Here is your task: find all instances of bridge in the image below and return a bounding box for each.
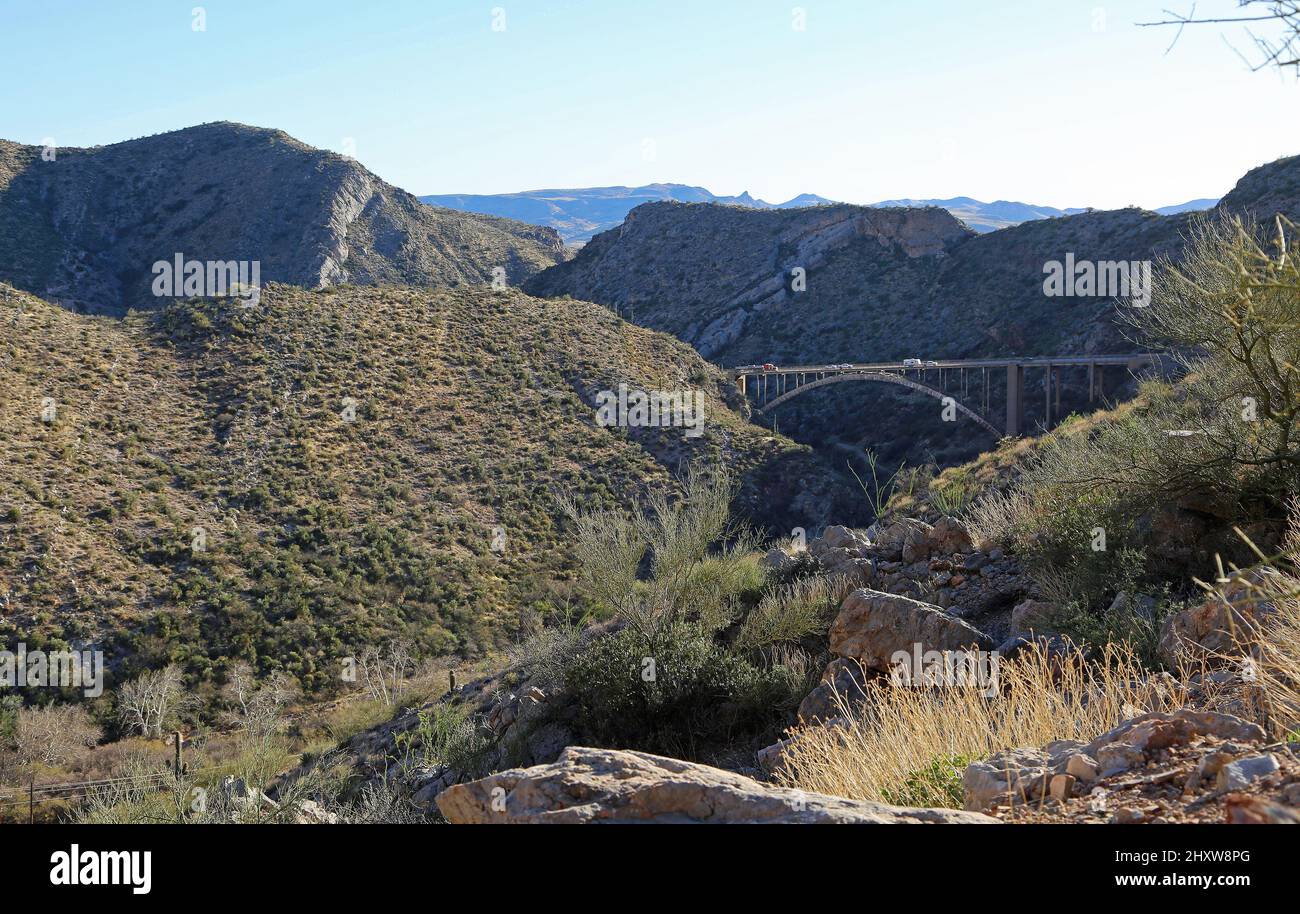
[731,354,1164,438]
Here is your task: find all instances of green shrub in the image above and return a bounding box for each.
[561,622,782,756]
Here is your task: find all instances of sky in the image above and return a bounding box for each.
[1,0,1297,210]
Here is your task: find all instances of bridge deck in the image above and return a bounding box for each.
[729,353,1161,377]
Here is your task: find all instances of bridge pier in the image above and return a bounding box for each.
[1006,363,1024,437]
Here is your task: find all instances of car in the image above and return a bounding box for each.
[902,358,923,368]
[761,363,778,372]
[925,360,940,367]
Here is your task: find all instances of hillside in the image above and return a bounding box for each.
[0,281,860,690]
[0,123,567,314]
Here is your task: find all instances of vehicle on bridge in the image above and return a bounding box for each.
[902,358,923,368]
[761,363,778,372]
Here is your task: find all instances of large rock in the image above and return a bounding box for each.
[820,525,870,550]
[436,746,999,824]
[872,518,933,563]
[963,740,1084,812]
[1010,599,1056,635]
[928,515,974,555]
[798,659,871,724]
[830,588,994,671]
[1158,567,1287,667]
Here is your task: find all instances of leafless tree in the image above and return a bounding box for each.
[14,705,101,766]
[117,664,186,738]
[221,662,298,746]
[1140,2,1300,72]
[358,641,415,706]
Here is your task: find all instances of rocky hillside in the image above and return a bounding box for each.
[0,123,567,314]
[0,281,860,688]
[527,155,1300,369]
[523,155,1300,470]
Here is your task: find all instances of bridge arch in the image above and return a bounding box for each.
[754,370,1002,438]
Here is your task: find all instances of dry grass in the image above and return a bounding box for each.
[773,643,1183,808]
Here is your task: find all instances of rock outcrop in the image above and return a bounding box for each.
[1158,566,1288,667]
[437,746,999,824]
[831,588,995,671]
[962,709,1290,823]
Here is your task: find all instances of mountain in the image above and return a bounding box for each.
[419,184,836,244]
[866,197,1087,233]
[0,281,861,685]
[523,154,1300,467]
[420,182,1220,243]
[1155,198,1220,216]
[0,123,567,314]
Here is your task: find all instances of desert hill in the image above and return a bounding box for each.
[0,281,859,689]
[0,123,567,315]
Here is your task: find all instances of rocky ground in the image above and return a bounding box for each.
[314,518,1300,825]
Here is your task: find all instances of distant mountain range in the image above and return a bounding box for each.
[420,185,837,244]
[420,183,1219,242]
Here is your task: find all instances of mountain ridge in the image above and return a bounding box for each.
[0,122,567,314]
[420,181,1218,242]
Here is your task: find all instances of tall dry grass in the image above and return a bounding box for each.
[773,643,1183,808]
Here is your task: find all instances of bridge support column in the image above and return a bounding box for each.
[1006,363,1024,437]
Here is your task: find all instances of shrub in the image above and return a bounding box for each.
[561,621,780,756]
[734,573,853,651]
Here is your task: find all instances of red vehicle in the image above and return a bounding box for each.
[761,363,778,372]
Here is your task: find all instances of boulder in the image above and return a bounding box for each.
[1216,754,1280,791]
[872,518,933,563]
[821,525,870,550]
[762,547,796,573]
[797,659,870,724]
[1158,567,1287,667]
[928,515,974,555]
[963,740,1083,812]
[436,746,999,824]
[1225,795,1300,824]
[1083,709,1266,758]
[830,588,994,671]
[1010,599,1056,635]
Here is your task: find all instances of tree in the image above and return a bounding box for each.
[14,705,101,766]
[117,665,186,738]
[1140,2,1300,72]
[221,662,298,746]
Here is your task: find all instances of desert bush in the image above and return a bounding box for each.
[557,464,750,645]
[1126,215,1300,502]
[734,573,854,651]
[393,703,489,777]
[561,621,783,756]
[774,643,1182,807]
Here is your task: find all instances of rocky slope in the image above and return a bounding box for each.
[527,155,1300,370]
[0,281,860,686]
[0,123,567,314]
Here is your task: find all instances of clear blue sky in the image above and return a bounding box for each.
[1,0,1297,209]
